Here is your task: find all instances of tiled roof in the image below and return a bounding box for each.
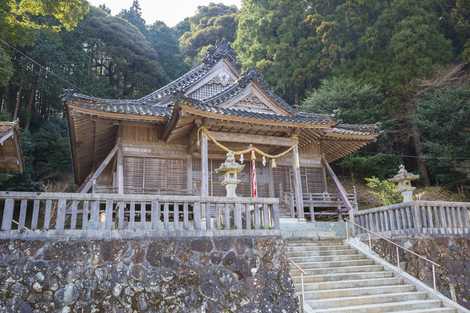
[183,97,333,125]
[0,121,17,137]
[72,96,171,117]
[201,69,293,113]
[334,123,380,135]
[64,40,376,134]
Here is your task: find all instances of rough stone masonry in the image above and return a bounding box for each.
[0,236,299,313]
[371,235,470,309]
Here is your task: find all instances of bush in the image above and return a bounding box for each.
[365,176,402,206]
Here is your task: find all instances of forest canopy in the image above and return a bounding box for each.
[0,0,468,196]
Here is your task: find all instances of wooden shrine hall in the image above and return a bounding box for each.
[0,120,23,174]
[64,41,379,219]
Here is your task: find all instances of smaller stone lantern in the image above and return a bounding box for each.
[215,151,245,197]
[389,164,420,202]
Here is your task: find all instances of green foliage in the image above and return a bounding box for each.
[235,0,320,102]
[0,118,71,191]
[70,7,168,98]
[118,0,146,34]
[449,0,470,62]
[235,0,460,100]
[0,0,88,44]
[0,46,13,87]
[302,77,383,123]
[31,118,71,181]
[179,3,238,65]
[147,21,188,79]
[339,154,401,180]
[416,86,470,187]
[365,177,402,206]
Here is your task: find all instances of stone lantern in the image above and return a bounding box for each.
[389,164,420,202]
[215,151,245,197]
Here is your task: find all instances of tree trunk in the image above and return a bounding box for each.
[25,88,35,130]
[410,110,431,186]
[12,86,22,121]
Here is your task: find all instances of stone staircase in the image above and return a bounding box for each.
[287,239,458,313]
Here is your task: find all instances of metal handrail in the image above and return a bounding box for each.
[346,220,440,290]
[288,259,305,312]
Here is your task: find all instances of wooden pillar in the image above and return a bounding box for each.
[292,143,304,219]
[187,155,193,194]
[117,147,124,194]
[200,133,209,197]
[268,163,275,197]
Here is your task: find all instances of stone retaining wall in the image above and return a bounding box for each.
[0,236,299,313]
[371,235,470,309]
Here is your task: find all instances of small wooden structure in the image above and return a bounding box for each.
[0,120,23,173]
[64,41,379,220]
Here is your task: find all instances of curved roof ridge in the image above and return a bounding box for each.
[335,123,380,134]
[138,40,240,104]
[198,68,294,114]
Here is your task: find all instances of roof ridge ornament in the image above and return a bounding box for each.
[202,39,237,66]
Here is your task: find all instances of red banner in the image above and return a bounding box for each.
[250,159,257,198]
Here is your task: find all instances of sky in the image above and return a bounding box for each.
[87,0,242,27]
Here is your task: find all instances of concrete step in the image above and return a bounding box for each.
[292,271,394,283]
[286,239,344,245]
[301,277,404,291]
[291,259,375,269]
[310,299,443,313]
[287,245,350,252]
[287,248,358,257]
[308,292,429,309]
[388,309,456,313]
[288,254,365,262]
[291,264,384,275]
[302,284,416,300]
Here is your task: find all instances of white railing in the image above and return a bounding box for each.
[346,220,440,290]
[355,201,470,235]
[288,259,305,313]
[285,191,357,219]
[0,192,280,239]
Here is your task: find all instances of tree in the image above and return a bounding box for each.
[72,7,168,98]
[416,86,470,187]
[147,21,188,79]
[235,0,321,103]
[0,0,88,87]
[179,3,238,65]
[302,77,383,124]
[118,0,146,34]
[0,46,13,88]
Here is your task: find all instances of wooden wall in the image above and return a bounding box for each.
[94,124,327,196]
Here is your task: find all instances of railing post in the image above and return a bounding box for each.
[413,202,422,233]
[56,199,66,232]
[1,199,14,231]
[272,201,280,229]
[432,264,437,290]
[396,246,400,270]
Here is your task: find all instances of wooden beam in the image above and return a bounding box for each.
[0,129,14,145]
[207,130,295,147]
[78,144,119,193]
